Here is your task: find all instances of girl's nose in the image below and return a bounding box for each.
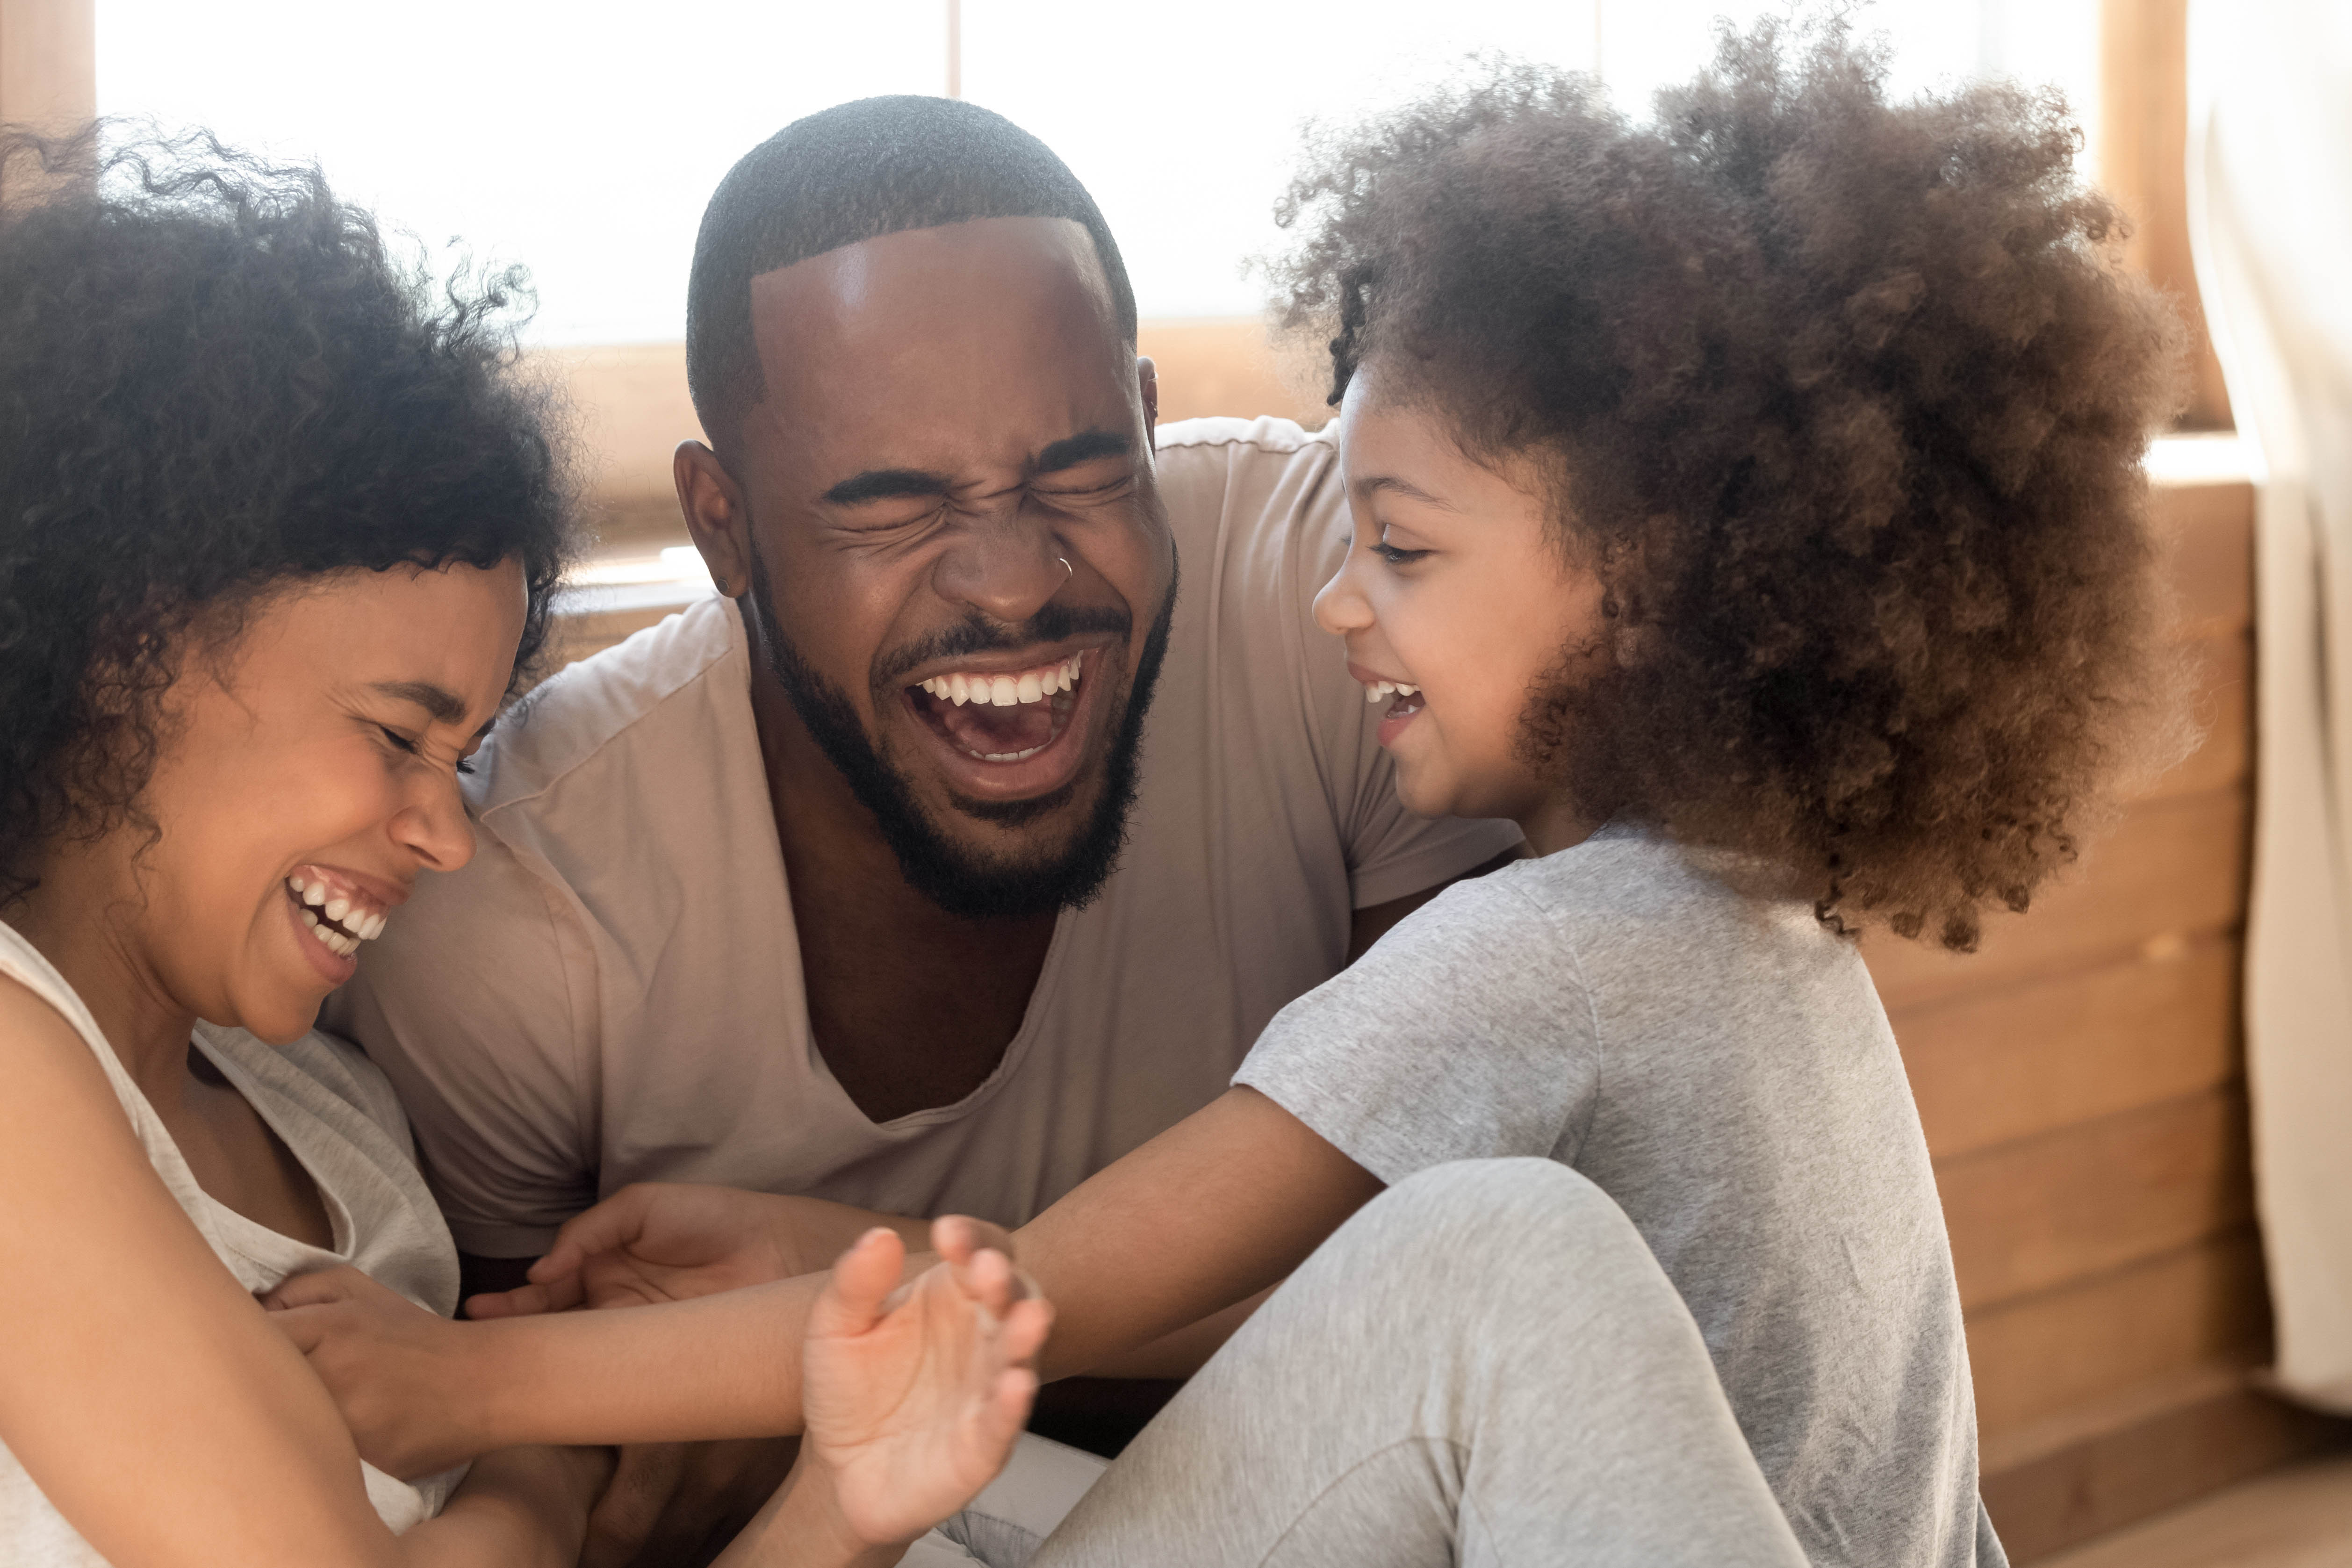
[1314,548,1375,637]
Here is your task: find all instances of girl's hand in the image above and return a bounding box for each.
[799,1217,1053,1549]
[262,1266,484,1479]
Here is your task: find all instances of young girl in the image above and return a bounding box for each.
[0,126,1048,1568]
[272,23,2183,1566]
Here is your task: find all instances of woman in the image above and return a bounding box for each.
[0,126,1048,1568]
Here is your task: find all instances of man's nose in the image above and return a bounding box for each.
[931,508,1071,626]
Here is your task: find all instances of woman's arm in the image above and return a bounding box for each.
[0,976,592,1568]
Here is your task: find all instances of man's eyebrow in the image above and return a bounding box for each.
[822,468,955,506]
[368,680,472,728]
[1034,429,1134,475]
[1354,474,1463,511]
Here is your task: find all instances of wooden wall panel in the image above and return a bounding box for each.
[1895,937,2239,1159]
[1940,1089,2254,1311]
[1967,1231,2269,1436]
[1866,785,2248,1009]
[2160,482,2253,638]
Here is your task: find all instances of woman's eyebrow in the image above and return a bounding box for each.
[368,679,468,726]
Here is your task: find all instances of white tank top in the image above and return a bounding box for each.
[0,921,465,1564]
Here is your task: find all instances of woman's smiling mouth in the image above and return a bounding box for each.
[282,865,397,982]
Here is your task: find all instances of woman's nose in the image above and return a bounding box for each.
[392,776,477,875]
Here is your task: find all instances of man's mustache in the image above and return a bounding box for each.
[875,603,1133,688]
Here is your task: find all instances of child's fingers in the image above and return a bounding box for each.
[997,1297,1055,1368]
[978,1365,1041,1453]
[810,1227,906,1338]
[930,1214,1017,1269]
[953,1244,1019,1318]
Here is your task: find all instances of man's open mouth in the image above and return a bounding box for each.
[905,652,1086,763]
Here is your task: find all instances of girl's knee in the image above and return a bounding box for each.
[1358,1158,1640,1263]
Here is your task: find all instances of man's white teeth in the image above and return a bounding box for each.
[917,654,1083,707]
[1364,680,1423,703]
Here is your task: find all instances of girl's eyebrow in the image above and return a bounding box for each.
[1353,473,1462,511]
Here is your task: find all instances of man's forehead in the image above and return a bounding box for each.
[741,215,1134,474]
[746,215,1116,370]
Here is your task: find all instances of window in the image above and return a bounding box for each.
[99,0,2100,343]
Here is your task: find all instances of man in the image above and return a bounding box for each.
[327,95,1518,1563]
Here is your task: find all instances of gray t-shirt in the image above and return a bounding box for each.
[1236,824,2005,1568]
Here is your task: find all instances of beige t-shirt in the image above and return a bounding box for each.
[0,922,463,1565]
[326,416,1522,1258]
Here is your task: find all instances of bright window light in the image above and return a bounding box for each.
[98,1,2097,344]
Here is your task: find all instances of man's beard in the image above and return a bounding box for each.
[744,544,1177,921]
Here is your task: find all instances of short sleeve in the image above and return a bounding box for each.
[1235,870,1600,1185]
[321,822,599,1259]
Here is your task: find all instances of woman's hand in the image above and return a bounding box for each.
[798,1217,1052,1550]
[262,1266,485,1480]
[465,1184,928,1320]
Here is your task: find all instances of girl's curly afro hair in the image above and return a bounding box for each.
[0,124,577,905]
[1273,21,2189,949]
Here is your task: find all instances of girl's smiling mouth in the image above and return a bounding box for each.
[1347,662,1426,747]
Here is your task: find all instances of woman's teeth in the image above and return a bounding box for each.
[915,654,1083,708]
[287,874,387,959]
[1364,679,1422,703]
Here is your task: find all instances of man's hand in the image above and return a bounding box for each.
[467,1183,929,1320]
[262,1265,485,1480]
[800,1218,1052,1549]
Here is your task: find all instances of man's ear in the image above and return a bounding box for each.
[675,441,751,597]
[1136,355,1159,451]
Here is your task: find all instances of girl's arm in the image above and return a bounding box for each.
[274,1088,1376,1461]
[0,975,594,1568]
[1013,1086,1381,1379]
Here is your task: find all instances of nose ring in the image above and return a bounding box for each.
[1057,556,1073,582]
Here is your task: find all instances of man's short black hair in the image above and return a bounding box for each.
[685,95,1139,454]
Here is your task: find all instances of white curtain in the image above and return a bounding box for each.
[2187,0,2352,1413]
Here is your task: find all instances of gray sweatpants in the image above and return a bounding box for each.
[937,1158,1808,1568]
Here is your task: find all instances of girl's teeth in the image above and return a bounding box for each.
[303,883,327,907]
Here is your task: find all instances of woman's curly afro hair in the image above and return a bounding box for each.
[1273,21,2188,949]
[0,125,577,905]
